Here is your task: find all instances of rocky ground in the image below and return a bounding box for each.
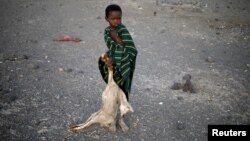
[0,0,249,141]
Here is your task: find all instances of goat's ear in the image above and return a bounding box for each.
[128,106,134,113]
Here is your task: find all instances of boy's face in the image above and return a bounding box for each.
[106,11,122,29]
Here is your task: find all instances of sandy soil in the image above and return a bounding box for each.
[0,0,249,140]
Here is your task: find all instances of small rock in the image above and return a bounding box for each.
[176,121,185,130]
[182,74,191,80]
[96,16,101,19]
[216,32,220,35]
[159,102,163,105]
[78,70,84,74]
[37,128,48,134]
[30,40,38,44]
[58,68,64,72]
[58,68,72,73]
[65,68,73,73]
[10,129,17,136]
[1,109,12,115]
[28,64,39,69]
[177,96,184,100]
[3,54,29,61]
[4,53,18,61]
[182,80,196,93]
[45,68,50,72]
[205,56,214,63]
[35,78,41,81]
[55,95,60,100]
[153,11,157,16]
[18,54,29,60]
[171,83,182,90]
[246,64,250,70]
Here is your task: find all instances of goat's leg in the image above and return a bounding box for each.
[68,111,101,132]
[117,90,134,132]
[118,115,129,132]
[118,90,134,117]
[108,121,117,132]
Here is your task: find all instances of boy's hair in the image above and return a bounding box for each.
[105,4,122,18]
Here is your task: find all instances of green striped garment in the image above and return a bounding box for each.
[98,24,137,97]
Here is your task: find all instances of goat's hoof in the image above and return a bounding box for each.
[120,125,129,132]
[119,119,129,132]
[68,126,78,133]
[109,126,116,132]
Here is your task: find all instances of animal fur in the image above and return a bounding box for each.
[68,53,134,132]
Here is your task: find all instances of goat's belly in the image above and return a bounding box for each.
[101,86,119,114]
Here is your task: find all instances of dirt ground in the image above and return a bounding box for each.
[0,0,249,141]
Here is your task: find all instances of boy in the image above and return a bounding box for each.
[98,4,137,101]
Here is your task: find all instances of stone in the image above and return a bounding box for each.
[176,121,185,130]
[177,96,184,100]
[65,68,73,73]
[37,128,48,134]
[205,56,214,63]
[183,74,191,81]
[171,82,182,90]
[28,64,40,69]
[153,11,157,16]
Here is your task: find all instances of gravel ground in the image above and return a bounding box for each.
[0,0,249,141]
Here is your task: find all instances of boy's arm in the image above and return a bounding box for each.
[104,28,125,60]
[110,30,124,45]
[117,25,137,59]
[104,31,124,49]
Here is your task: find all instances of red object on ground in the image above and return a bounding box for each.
[53,35,81,42]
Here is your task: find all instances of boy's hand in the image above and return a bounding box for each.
[110,30,124,45]
[101,53,113,69]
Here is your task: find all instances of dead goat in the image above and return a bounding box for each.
[68,53,134,132]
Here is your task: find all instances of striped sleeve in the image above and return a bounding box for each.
[117,25,138,62]
[104,28,124,59]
